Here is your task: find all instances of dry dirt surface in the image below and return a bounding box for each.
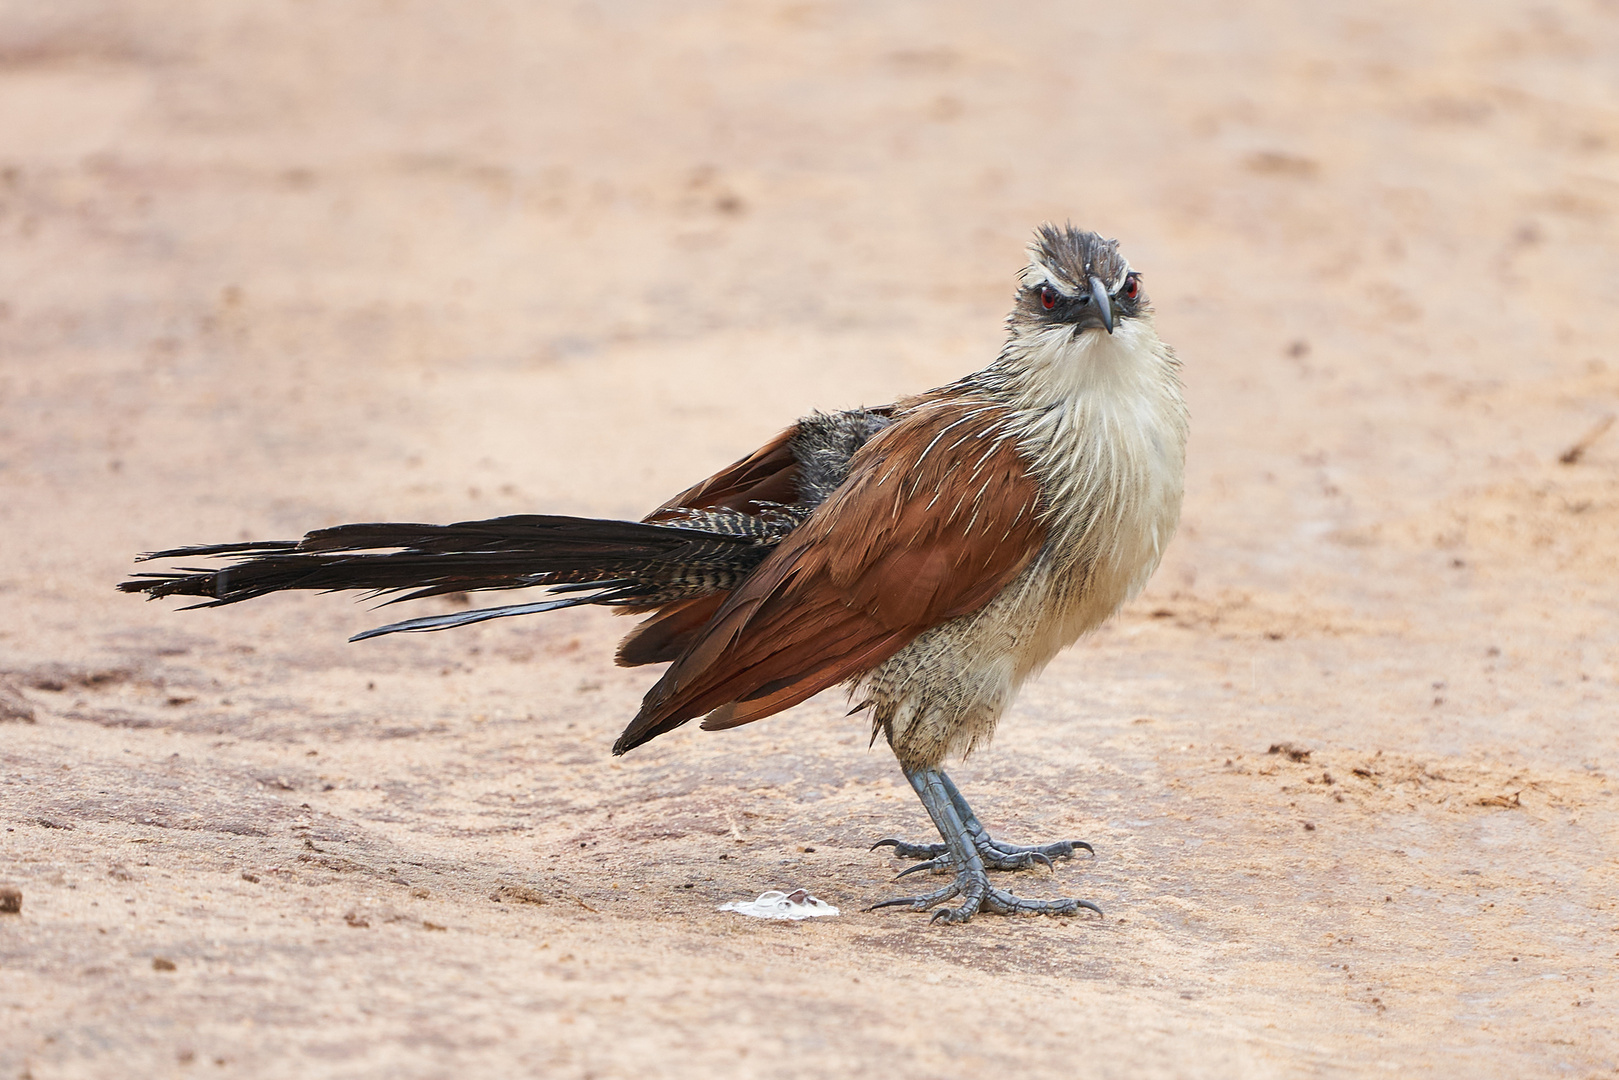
[3,3,1618,1078]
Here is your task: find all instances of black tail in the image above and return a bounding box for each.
[119,514,772,641]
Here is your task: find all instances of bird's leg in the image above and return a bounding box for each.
[871,769,1093,876]
[869,767,1102,923]
[868,767,990,922]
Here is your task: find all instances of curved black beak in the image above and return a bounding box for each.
[1088,275,1114,334]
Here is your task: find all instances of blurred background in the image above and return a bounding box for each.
[2,3,1616,1077]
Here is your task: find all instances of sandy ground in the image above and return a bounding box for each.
[2,2,1617,1077]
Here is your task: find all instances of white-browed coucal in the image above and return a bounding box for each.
[123,224,1188,922]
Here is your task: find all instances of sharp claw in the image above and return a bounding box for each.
[893,858,946,880]
[870,836,949,860]
[866,897,924,911]
[1031,851,1054,872]
[933,901,976,923]
[1072,840,1095,857]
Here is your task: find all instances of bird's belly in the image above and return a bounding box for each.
[864,458,1181,769]
[1034,490,1180,665]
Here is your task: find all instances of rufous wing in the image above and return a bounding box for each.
[612,397,1048,754]
[643,426,799,522]
[613,593,728,667]
[619,407,898,665]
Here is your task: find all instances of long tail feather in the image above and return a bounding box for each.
[349,593,606,642]
[119,407,897,662]
[120,514,764,609]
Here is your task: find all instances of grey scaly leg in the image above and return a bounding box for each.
[868,767,1102,923]
[871,769,1093,876]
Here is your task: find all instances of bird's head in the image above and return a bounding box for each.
[1011,224,1144,338]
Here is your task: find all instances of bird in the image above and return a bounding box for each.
[121,224,1188,923]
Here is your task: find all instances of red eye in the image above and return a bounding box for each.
[1123,274,1140,300]
[1039,285,1058,310]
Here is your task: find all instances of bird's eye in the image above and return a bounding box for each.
[1039,285,1058,310]
[1123,273,1140,301]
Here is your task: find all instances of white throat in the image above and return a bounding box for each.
[999,316,1189,587]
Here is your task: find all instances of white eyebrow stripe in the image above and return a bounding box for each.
[1021,258,1080,295]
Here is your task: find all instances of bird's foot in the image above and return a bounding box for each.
[867,866,1102,923]
[875,767,1103,922]
[871,833,1092,878]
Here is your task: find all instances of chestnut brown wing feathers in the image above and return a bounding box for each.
[612,399,1047,754]
[612,592,728,667]
[618,407,896,665]
[645,427,800,521]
